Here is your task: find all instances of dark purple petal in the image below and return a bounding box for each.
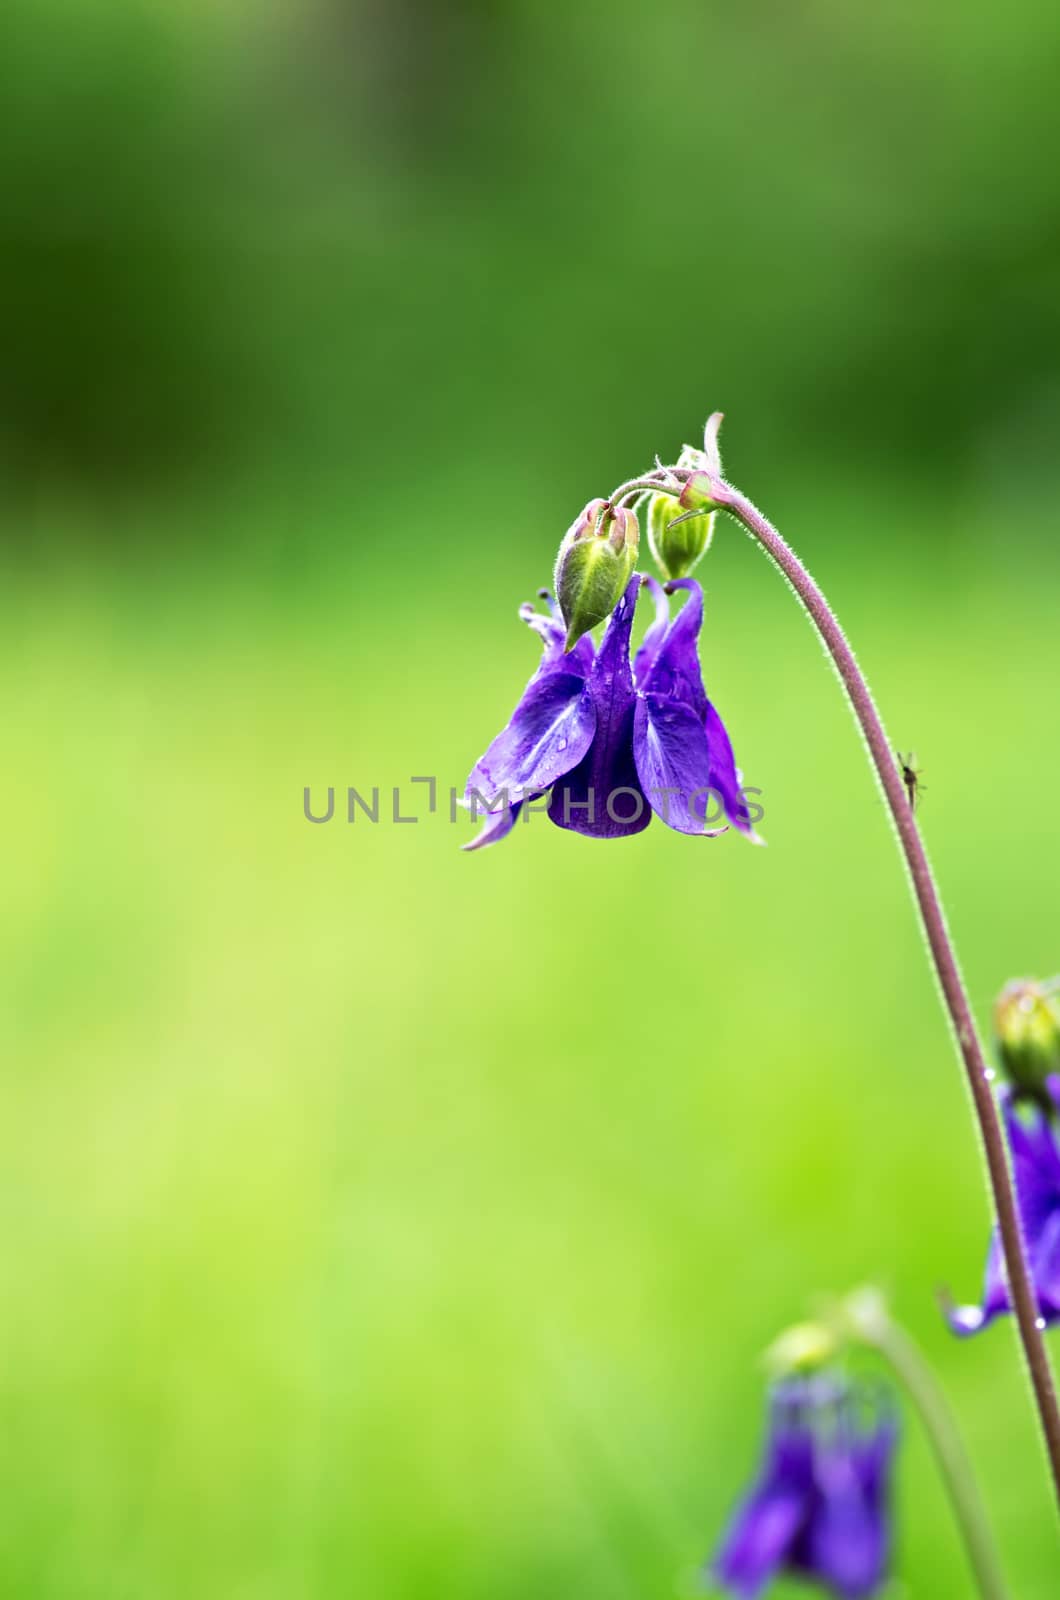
[1031,1211,1060,1321]
[853,1418,898,1508]
[464,591,598,813]
[633,694,727,834]
[704,701,761,841]
[633,574,670,686]
[549,574,650,839]
[712,1480,809,1599]
[790,1413,894,1598]
[635,577,759,840]
[711,1393,815,1598]
[1004,1094,1060,1240]
[799,1464,888,1600]
[637,577,709,712]
[466,671,595,804]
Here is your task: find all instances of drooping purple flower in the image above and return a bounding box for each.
[464,573,758,849]
[945,1075,1060,1336]
[711,1376,896,1600]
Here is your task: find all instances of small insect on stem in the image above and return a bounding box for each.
[896,751,927,811]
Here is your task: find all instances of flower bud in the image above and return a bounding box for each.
[678,471,725,515]
[994,978,1060,1098]
[554,499,639,651]
[763,1320,839,1378]
[647,490,714,580]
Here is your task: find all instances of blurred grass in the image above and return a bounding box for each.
[3,469,1060,1595]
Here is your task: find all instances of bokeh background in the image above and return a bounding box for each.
[4,0,1060,1594]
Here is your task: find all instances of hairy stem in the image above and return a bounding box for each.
[707,458,1060,1505]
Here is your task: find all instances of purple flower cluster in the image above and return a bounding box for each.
[711,1376,896,1600]
[464,573,758,850]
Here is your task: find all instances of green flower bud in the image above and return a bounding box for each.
[763,1320,839,1378]
[647,490,714,580]
[994,978,1060,1097]
[554,499,639,652]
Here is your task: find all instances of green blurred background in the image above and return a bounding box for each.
[3,0,1060,1593]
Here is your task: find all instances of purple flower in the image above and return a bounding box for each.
[945,1076,1060,1336]
[464,573,759,850]
[711,1377,896,1600]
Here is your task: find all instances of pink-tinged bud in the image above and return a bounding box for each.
[678,471,725,515]
[554,499,639,651]
[568,498,609,541]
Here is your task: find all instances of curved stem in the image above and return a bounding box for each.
[608,474,681,508]
[709,470,1060,1506]
[870,1314,1009,1598]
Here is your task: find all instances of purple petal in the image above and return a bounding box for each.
[1004,1094,1060,1246]
[464,591,598,810]
[637,577,709,711]
[792,1416,895,1599]
[1031,1210,1060,1321]
[635,578,759,840]
[466,671,595,804]
[853,1418,898,1507]
[945,1232,1010,1337]
[712,1480,808,1599]
[704,701,761,841]
[548,574,650,839]
[633,574,670,686]
[462,799,524,853]
[711,1396,815,1598]
[945,1301,994,1337]
[800,1467,888,1600]
[633,693,727,835]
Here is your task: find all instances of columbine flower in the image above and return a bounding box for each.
[710,1376,896,1600]
[463,572,758,850]
[945,1076,1060,1335]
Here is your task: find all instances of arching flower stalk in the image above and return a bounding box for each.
[462,412,1060,1509]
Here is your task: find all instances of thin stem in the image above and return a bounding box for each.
[705,457,1060,1505]
[871,1314,1009,1599]
[608,474,681,508]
